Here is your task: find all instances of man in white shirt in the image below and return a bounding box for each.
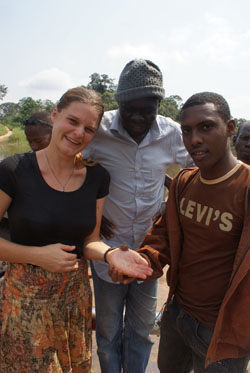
[85,59,193,373]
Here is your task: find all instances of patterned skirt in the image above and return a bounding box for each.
[0,259,92,372]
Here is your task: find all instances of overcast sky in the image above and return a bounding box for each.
[1,0,250,119]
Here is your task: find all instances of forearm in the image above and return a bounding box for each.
[0,237,39,265]
[84,239,112,261]
[0,237,80,273]
[137,210,170,278]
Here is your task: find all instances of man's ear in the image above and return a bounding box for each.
[227,119,236,137]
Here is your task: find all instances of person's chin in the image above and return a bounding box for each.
[132,125,149,135]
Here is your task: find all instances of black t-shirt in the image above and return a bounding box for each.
[0,153,110,258]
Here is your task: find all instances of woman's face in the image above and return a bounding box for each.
[51,101,99,156]
[25,125,52,152]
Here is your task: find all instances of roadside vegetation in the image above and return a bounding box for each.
[0,127,29,156]
[0,124,8,136]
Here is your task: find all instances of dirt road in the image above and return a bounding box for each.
[0,126,12,141]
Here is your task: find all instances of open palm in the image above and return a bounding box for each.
[107,248,152,280]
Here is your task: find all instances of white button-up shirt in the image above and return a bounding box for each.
[84,110,193,282]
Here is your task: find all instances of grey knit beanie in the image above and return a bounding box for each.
[114,59,165,103]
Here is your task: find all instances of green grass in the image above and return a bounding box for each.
[7,127,27,144]
[0,124,8,136]
[0,127,30,157]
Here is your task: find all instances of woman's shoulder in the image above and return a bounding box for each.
[0,152,33,171]
[87,162,109,174]
[0,153,36,182]
[87,163,110,182]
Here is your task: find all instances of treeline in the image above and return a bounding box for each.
[0,76,247,131]
[0,75,183,129]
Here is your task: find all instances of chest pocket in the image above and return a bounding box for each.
[141,167,165,200]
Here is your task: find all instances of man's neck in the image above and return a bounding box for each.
[131,131,149,144]
[199,153,238,180]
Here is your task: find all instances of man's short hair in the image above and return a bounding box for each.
[181,92,231,122]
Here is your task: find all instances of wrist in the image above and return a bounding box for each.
[104,247,116,264]
[139,253,151,267]
[22,245,39,266]
[29,246,41,266]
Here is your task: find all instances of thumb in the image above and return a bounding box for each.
[61,245,76,252]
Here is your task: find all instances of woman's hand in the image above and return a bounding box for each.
[106,245,153,280]
[34,244,78,273]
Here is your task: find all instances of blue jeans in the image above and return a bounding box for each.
[91,263,158,373]
[158,298,250,373]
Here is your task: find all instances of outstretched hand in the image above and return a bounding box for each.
[106,245,153,280]
[108,244,135,284]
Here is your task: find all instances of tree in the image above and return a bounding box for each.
[0,96,56,129]
[0,102,20,122]
[87,73,116,94]
[0,85,8,101]
[17,97,44,122]
[42,99,55,113]
[86,73,117,111]
[159,95,182,121]
[101,91,118,111]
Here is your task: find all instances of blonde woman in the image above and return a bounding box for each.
[0,87,152,372]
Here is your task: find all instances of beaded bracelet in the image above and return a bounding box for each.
[104,247,116,264]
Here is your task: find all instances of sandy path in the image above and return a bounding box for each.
[0,126,12,141]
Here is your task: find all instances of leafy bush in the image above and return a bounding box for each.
[6,120,23,130]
